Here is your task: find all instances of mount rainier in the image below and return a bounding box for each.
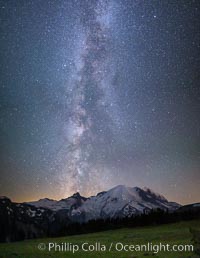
[27,185,180,222]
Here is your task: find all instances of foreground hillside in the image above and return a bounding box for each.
[0,220,199,258]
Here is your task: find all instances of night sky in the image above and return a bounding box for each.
[0,0,199,204]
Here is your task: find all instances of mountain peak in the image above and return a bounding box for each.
[113,184,128,189]
[38,198,55,202]
[72,192,81,198]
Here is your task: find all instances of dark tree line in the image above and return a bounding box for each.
[63,208,200,236]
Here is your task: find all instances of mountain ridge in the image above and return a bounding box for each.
[24,185,181,221]
[1,185,199,243]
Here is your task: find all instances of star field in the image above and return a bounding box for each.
[0,0,200,204]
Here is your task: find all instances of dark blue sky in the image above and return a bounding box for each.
[0,0,199,204]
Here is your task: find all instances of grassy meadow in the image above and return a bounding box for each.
[0,219,199,258]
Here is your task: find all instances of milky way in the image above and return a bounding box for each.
[0,0,200,204]
[59,1,117,194]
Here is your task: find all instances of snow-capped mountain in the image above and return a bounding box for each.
[70,185,180,222]
[27,185,180,222]
[1,187,199,243]
[4,186,200,243]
